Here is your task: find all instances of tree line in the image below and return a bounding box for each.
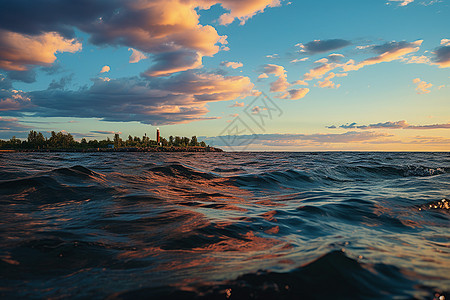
[0,130,208,149]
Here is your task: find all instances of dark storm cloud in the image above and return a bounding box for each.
[0,0,226,76]
[0,116,31,132]
[433,46,450,67]
[0,0,119,38]
[372,41,419,54]
[1,71,252,125]
[339,122,357,129]
[6,70,36,83]
[0,73,12,89]
[302,39,351,54]
[143,51,202,77]
[48,74,74,90]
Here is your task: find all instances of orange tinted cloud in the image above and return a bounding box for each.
[100,66,110,73]
[217,0,281,25]
[387,0,415,6]
[0,30,81,71]
[316,72,346,89]
[261,64,290,92]
[221,61,243,69]
[143,51,203,77]
[280,88,310,100]
[304,62,340,81]
[413,78,432,94]
[128,48,148,63]
[342,40,422,71]
[25,71,254,125]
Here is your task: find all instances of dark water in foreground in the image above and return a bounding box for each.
[0,152,449,299]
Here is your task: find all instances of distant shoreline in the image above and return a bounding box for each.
[0,146,223,153]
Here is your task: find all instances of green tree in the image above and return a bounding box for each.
[114,133,122,148]
[190,136,198,146]
[174,136,181,147]
[81,138,87,147]
[27,130,45,149]
[10,136,22,148]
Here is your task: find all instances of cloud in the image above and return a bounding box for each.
[0,116,31,132]
[433,45,450,68]
[6,69,36,83]
[206,131,392,146]
[0,73,12,89]
[0,0,228,76]
[407,123,450,129]
[259,64,310,100]
[0,89,31,111]
[409,135,450,145]
[0,30,82,71]
[413,78,432,94]
[279,88,310,100]
[290,57,309,63]
[258,73,269,79]
[217,0,282,25]
[229,101,244,107]
[90,130,122,135]
[261,64,286,77]
[342,40,422,71]
[441,39,450,46]
[143,50,202,77]
[0,0,281,76]
[48,74,73,90]
[300,40,422,82]
[11,71,254,125]
[100,65,110,73]
[303,62,340,80]
[402,55,431,64]
[270,76,290,92]
[316,72,346,89]
[292,80,308,86]
[221,61,243,69]
[128,48,147,63]
[314,58,328,64]
[260,64,289,92]
[296,39,351,54]
[327,53,345,62]
[387,0,415,6]
[330,120,450,130]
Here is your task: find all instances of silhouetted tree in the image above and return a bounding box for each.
[190,136,198,146]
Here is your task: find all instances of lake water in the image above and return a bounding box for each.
[0,152,449,299]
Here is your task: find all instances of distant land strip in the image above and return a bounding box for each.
[0,130,223,152]
[1,146,223,153]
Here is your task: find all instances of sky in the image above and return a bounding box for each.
[0,0,449,151]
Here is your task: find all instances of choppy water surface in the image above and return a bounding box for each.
[0,152,449,299]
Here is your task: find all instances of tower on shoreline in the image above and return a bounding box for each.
[156,128,160,144]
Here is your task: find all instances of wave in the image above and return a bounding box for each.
[230,169,316,190]
[148,163,216,180]
[51,165,104,178]
[108,250,437,299]
[332,165,447,178]
[0,165,112,204]
[417,198,449,212]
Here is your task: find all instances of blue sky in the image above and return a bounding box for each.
[0,0,449,150]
